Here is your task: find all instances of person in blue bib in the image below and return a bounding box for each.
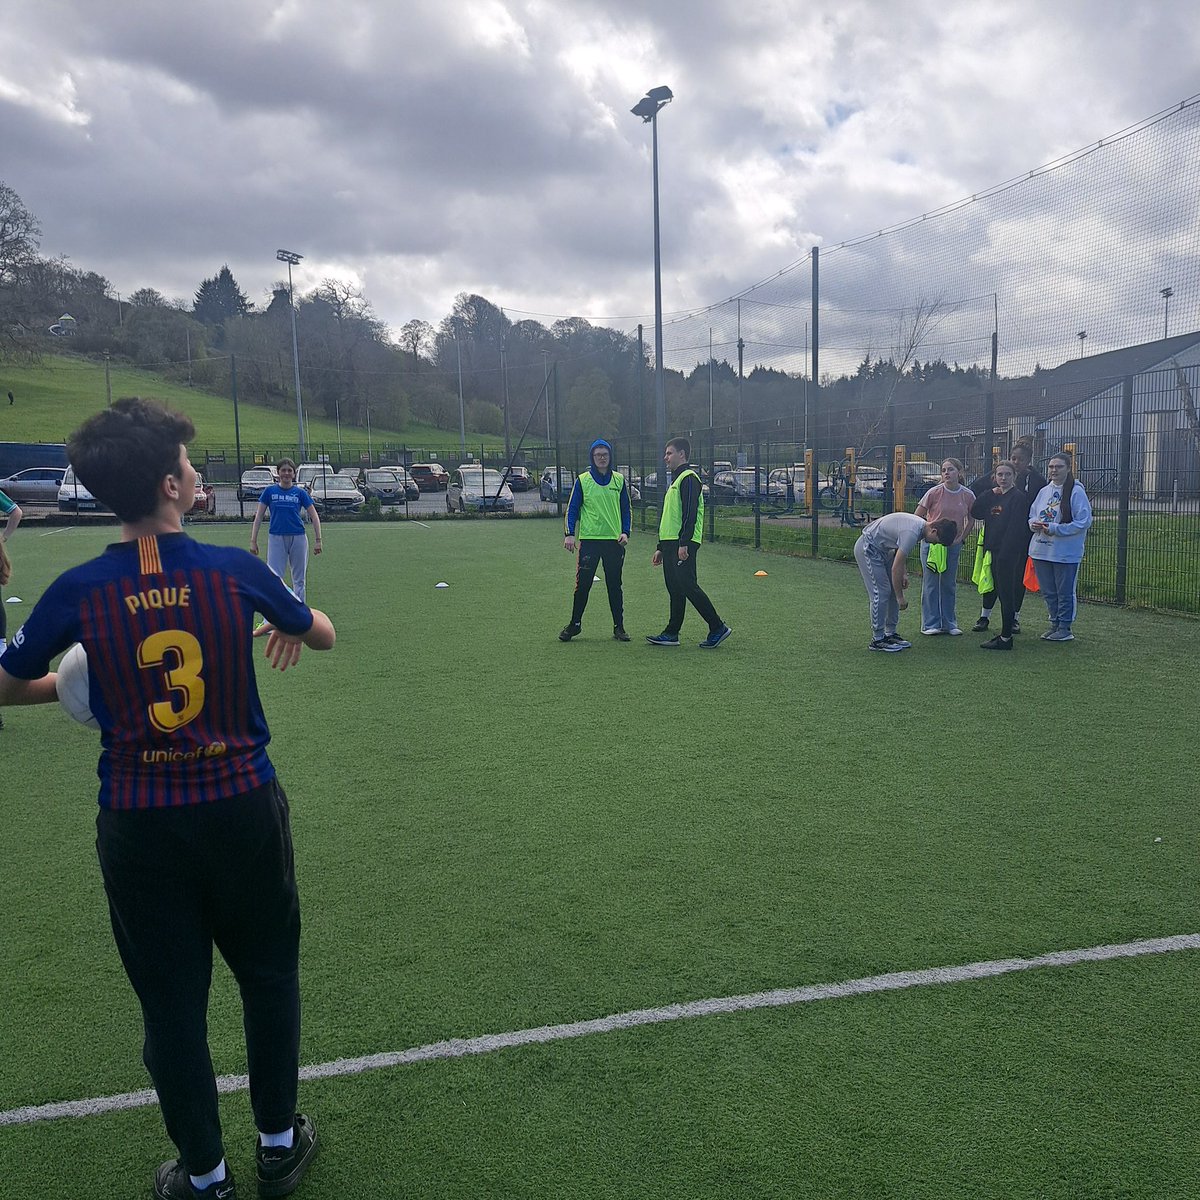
[559,438,632,642]
[0,400,336,1200]
[250,459,323,602]
[647,437,732,648]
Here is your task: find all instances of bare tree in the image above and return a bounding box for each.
[847,296,952,457]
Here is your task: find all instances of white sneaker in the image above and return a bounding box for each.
[947,626,963,636]
[921,627,941,636]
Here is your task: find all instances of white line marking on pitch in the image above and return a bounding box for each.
[2,932,1196,1127]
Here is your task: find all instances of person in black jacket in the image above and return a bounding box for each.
[969,439,1046,632]
[971,460,1029,650]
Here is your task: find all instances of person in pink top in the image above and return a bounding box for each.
[914,457,975,635]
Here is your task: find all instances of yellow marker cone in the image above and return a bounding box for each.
[754,570,768,577]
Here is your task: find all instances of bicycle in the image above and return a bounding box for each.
[818,460,874,527]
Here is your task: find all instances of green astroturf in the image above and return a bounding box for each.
[1,522,1197,1197]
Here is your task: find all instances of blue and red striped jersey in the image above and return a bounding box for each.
[1,533,314,809]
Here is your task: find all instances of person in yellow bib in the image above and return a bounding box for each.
[559,439,632,642]
[648,437,732,648]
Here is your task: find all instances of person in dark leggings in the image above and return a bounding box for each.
[970,439,1046,633]
[971,461,1029,651]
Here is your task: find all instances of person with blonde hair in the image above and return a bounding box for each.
[914,457,975,635]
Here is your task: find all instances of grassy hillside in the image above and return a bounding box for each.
[0,353,503,454]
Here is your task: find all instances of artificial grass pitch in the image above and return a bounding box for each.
[0,521,1197,1198]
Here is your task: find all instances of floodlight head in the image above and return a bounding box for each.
[1161,286,1174,299]
[276,249,303,265]
[631,86,673,122]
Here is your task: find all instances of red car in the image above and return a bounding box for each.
[190,473,217,515]
[409,463,449,491]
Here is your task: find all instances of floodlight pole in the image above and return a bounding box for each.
[1161,286,1174,339]
[455,324,466,456]
[632,86,673,502]
[277,249,305,456]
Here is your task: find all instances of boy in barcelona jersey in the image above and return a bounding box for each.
[0,399,336,1200]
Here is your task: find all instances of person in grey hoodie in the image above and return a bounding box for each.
[559,439,632,642]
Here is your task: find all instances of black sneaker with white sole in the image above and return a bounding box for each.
[883,634,911,649]
[256,1114,318,1198]
[558,623,582,642]
[868,638,903,653]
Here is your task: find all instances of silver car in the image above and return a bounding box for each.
[448,468,515,513]
[0,466,68,504]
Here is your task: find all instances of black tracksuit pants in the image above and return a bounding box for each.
[570,539,625,627]
[659,540,722,635]
[95,779,301,1176]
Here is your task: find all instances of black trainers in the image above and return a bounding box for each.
[256,1114,318,1198]
[155,1162,237,1199]
[558,623,581,642]
[980,635,1013,651]
[868,639,903,653]
[613,625,630,641]
[971,616,990,632]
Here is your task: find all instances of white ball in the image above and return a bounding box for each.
[56,643,100,730]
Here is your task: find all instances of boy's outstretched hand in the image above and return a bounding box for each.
[253,622,304,671]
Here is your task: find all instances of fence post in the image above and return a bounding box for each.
[1115,374,1134,605]
[753,435,762,549]
[809,246,820,557]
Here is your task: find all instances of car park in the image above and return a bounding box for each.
[306,473,364,513]
[190,473,217,515]
[57,465,111,512]
[359,467,418,504]
[539,467,575,503]
[0,466,68,504]
[409,463,449,491]
[237,466,278,501]
[448,467,515,513]
[503,466,533,491]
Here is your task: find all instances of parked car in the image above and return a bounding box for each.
[503,466,533,491]
[448,467,515,513]
[852,466,889,500]
[904,461,942,497]
[190,473,217,515]
[409,462,449,491]
[539,467,576,503]
[0,465,67,504]
[359,467,418,504]
[295,462,336,490]
[237,466,278,501]
[306,473,364,513]
[57,465,111,512]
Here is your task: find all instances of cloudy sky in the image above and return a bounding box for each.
[2,0,1198,368]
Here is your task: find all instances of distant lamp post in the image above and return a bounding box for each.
[1077,330,1087,358]
[1161,286,1174,340]
[276,249,305,455]
[631,85,673,499]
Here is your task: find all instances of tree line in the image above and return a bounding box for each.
[2,180,1004,452]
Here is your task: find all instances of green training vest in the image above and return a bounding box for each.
[659,467,704,544]
[576,471,625,540]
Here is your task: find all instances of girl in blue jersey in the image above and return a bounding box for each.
[249,458,322,601]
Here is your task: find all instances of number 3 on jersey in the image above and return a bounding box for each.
[138,630,206,732]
